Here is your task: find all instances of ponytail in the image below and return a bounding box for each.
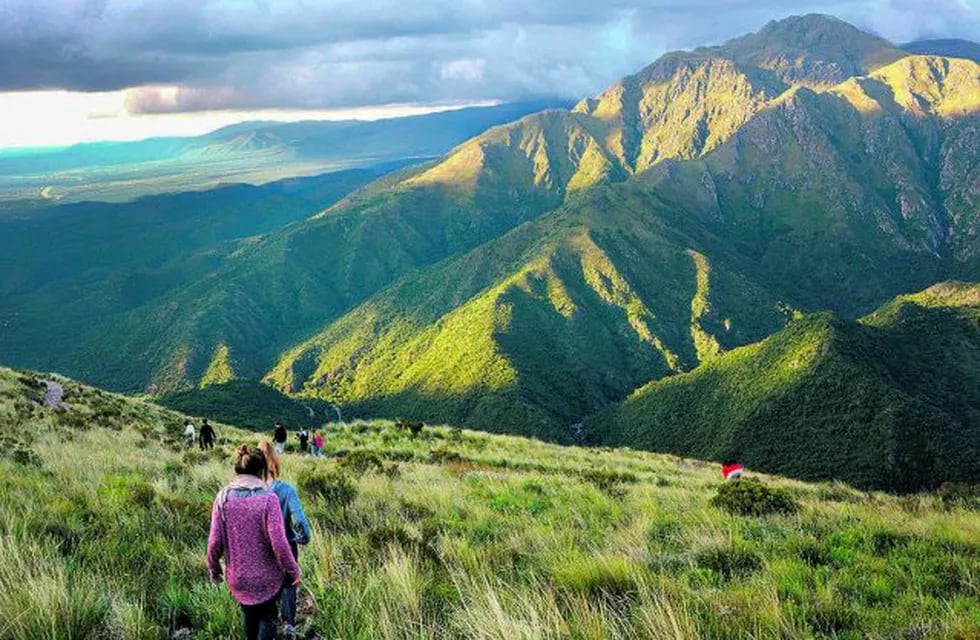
[234,445,268,478]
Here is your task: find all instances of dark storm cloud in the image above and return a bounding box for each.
[1,0,977,111]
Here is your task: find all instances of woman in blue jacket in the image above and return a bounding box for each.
[259,441,312,637]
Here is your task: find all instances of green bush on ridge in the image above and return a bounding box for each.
[710,478,800,516]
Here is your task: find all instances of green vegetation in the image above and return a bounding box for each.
[3,17,980,494]
[270,49,980,441]
[0,166,391,390]
[15,17,973,402]
[589,282,980,492]
[1,367,978,638]
[157,380,329,429]
[711,479,800,516]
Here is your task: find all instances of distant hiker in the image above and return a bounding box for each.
[721,461,744,482]
[297,428,309,454]
[183,420,196,447]
[312,431,324,457]
[273,422,287,454]
[199,419,216,451]
[259,442,312,637]
[207,445,301,640]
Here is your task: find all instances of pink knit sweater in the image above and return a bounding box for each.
[206,483,301,605]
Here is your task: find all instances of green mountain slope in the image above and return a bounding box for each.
[99,14,941,394]
[156,380,330,429]
[587,282,980,491]
[267,53,980,438]
[7,15,980,436]
[0,166,405,386]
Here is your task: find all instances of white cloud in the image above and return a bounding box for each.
[0,0,975,146]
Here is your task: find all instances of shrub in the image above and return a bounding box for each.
[796,540,831,567]
[429,448,464,465]
[806,598,857,636]
[298,469,357,510]
[128,482,156,508]
[395,419,425,437]
[366,524,441,564]
[10,445,43,467]
[710,479,800,516]
[936,482,980,510]
[338,449,385,475]
[695,544,763,580]
[581,468,638,497]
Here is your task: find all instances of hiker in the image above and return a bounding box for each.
[721,461,744,482]
[183,420,196,447]
[207,445,301,640]
[312,430,324,457]
[199,419,216,451]
[273,422,288,454]
[297,428,309,454]
[259,442,312,637]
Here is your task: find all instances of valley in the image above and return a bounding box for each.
[2,15,979,494]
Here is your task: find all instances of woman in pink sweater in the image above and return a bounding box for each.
[207,445,301,640]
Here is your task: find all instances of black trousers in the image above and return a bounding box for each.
[242,592,280,640]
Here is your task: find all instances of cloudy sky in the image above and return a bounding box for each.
[0,0,977,147]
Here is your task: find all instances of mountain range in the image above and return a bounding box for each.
[589,281,980,491]
[0,101,564,205]
[2,14,978,490]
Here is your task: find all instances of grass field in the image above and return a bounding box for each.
[0,367,977,639]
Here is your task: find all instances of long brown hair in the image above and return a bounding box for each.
[258,441,281,479]
[234,445,267,478]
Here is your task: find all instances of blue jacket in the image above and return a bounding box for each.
[270,480,311,545]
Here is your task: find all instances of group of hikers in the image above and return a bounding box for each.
[201,416,746,639]
[207,437,312,639]
[183,418,216,450]
[191,419,331,638]
[183,419,327,457]
[272,421,326,457]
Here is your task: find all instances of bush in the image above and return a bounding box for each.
[710,479,800,516]
[298,469,357,510]
[936,482,980,510]
[338,449,385,475]
[695,544,762,580]
[429,448,464,465]
[395,419,425,437]
[581,468,638,497]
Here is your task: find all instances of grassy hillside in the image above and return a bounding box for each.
[269,53,980,437]
[588,283,980,492]
[0,166,404,387]
[0,366,977,638]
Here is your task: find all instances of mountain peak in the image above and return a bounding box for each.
[756,13,871,38]
[716,13,903,87]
